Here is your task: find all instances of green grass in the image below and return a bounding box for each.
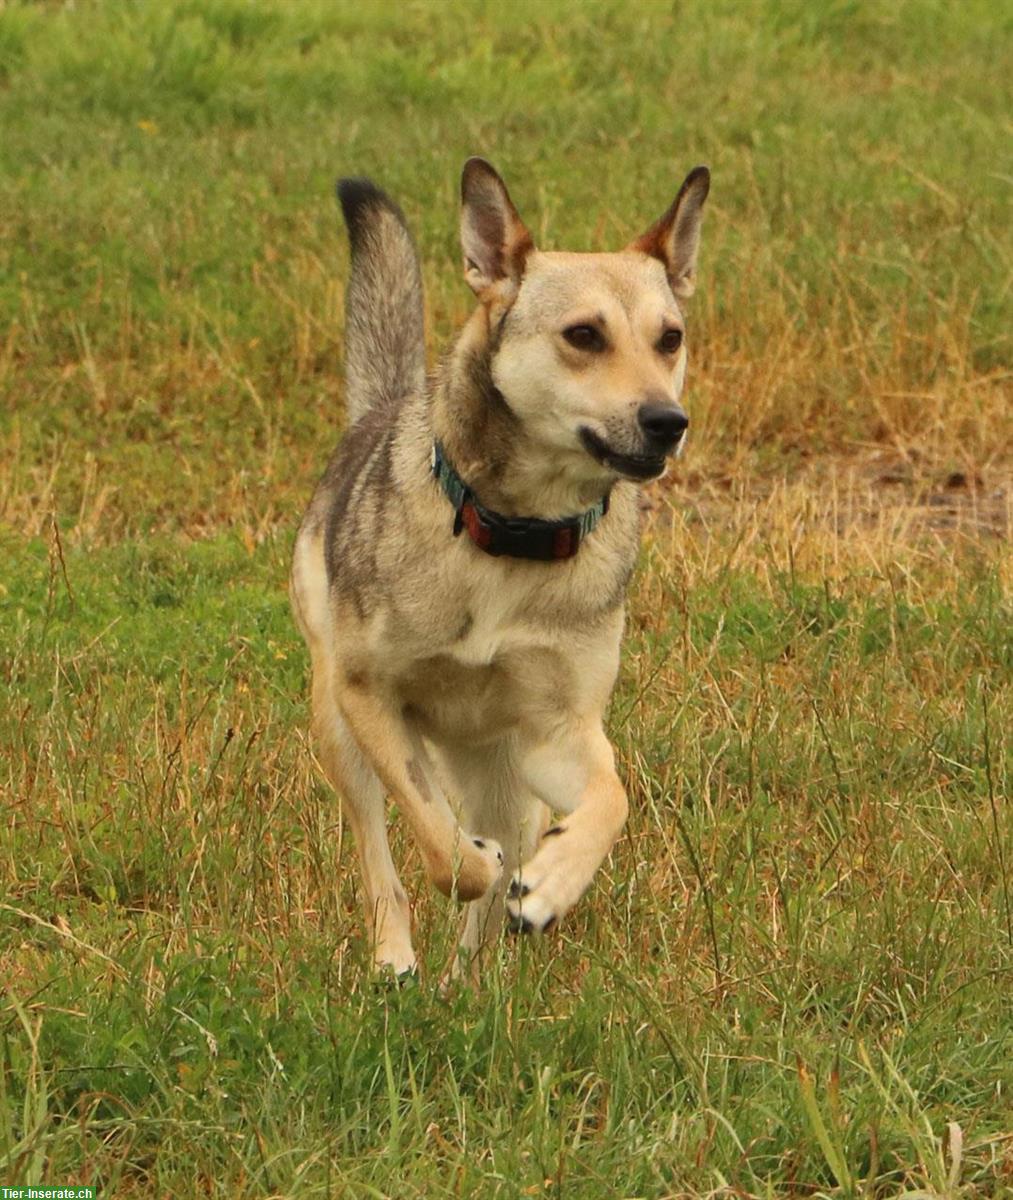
[1,0,1011,1196]
[3,524,1010,1196]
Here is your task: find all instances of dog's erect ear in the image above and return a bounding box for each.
[460,158,534,302]
[628,166,710,299]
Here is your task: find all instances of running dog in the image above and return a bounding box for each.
[290,158,709,977]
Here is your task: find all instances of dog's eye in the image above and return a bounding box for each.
[658,328,684,354]
[562,324,606,352]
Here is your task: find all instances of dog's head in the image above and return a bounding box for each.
[460,158,709,485]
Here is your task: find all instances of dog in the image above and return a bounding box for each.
[290,158,709,978]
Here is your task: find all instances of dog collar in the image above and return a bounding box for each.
[430,441,609,562]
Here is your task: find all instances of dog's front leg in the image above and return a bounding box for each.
[507,722,628,933]
[338,683,504,901]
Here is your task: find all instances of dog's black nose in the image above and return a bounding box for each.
[637,402,689,450]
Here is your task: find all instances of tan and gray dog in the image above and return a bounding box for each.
[290,159,709,978]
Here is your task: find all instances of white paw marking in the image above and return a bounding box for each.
[504,833,587,934]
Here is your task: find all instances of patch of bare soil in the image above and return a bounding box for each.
[650,452,1011,542]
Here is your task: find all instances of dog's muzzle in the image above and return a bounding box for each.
[637,401,689,455]
[579,401,689,481]
[579,427,666,481]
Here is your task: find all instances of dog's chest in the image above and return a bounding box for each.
[397,604,573,745]
[448,588,524,665]
[390,535,627,744]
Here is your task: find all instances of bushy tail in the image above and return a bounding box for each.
[336,178,426,425]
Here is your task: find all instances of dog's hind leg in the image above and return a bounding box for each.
[435,742,548,982]
[295,538,416,976]
[455,798,545,980]
[314,696,417,977]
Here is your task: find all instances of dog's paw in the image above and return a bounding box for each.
[429,835,504,901]
[372,961,419,991]
[505,872,559,934]
[505,903,557,935]
[504,823,603,934]
[372,939,418,984]
[471,836,504,865]
[504,857,578,935]
[468,836,504,889]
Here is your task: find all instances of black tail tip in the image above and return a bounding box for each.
[336,177,395,243]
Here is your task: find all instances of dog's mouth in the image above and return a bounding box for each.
[579,428,667,482]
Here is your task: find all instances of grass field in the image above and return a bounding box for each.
[1,1,1011,1196]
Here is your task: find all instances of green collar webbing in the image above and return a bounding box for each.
[430,441,609,562]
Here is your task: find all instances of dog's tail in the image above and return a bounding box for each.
[336,178,425,425]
